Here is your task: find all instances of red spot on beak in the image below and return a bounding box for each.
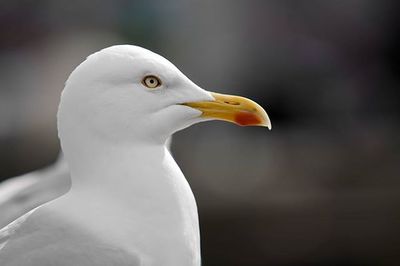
[235,111,262,126]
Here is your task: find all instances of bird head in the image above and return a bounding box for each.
[58,45,270,145]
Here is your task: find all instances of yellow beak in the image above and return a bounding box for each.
[183,92,271,129]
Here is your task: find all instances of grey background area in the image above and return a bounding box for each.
[1,1,399,265]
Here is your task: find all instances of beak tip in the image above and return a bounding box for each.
[260,110,272,130]
[262,119,272,130]
[266,117,272,130]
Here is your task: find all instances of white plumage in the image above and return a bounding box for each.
[0,155,70,228]
[0,45,270,266]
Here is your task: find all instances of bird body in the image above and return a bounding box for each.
[0,45,270,265]
[1,145,199,265]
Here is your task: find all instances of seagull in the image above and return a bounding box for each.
[0,45,270,266]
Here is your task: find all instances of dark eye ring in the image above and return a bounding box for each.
[142,75,161,89]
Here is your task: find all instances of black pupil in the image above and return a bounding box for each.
[150,79,154,84]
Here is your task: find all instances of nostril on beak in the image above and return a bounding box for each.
[224,101,240,105]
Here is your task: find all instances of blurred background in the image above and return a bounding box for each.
[1,0,399,265]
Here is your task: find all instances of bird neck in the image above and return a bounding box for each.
[58,135,201,266]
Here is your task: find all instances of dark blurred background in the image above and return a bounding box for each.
[1,1,400,265]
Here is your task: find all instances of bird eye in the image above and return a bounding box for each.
[142,75,161,89]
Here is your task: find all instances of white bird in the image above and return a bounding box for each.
[0,45,270,266]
